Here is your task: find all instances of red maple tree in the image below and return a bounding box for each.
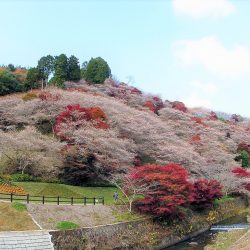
[191,179,223,209]
[131,164,193,218]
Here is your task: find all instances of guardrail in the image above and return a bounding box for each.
[0,192,104,205]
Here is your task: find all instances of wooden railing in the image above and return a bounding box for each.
[0,192,104,205]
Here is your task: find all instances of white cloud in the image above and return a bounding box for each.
[173,0,236,19]
[184,92,212,108]
[191,81,218,94]
[173,36,250,77]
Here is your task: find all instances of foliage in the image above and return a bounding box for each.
[0,182,27,194]
[11,202,27,211]
[232,167,250,191]
[53,54,68,87]
[67,55,81,81]
[56,221,80,230]
[24,67,41,90]
[171,101,187,112]
[22,92,38,101]
[191,179,223,209]
[131,164,194,218]
[84,57,111,84]
[10,173,38,182]
[37,55,54,88]
[0,69,22,95]
[54,104,109,140]
[235,150,250,168]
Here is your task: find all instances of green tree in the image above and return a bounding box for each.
[0,70,22,96]
[24,67,41,90]
[85,57,111,84]
[37,55,54,88]
[235,150,250,168]
[52,54,68,87]
[67,55,80,81]
[7,64,15,72]
[80,61,88,79]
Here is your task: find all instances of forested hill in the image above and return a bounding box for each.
[0,78,250,195]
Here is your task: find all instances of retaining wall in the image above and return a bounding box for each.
[50,196,249,250]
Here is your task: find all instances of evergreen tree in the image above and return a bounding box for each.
[80,61,88,79]
[37,55,54,88]
[24,67,41,90]
[67,55,80,81]
[85,57,111,84]
[53,54,68,87]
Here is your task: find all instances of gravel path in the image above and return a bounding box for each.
[229,229,250,250]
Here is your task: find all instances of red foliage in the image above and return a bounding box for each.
[208,111,218,121]
[130,164,193,218]
[38,91,61,101]
[54,104,109,140]
[190,134,201,143]
[143,98,164,114]
[191,117,203,125]
[191,179,223,209]
[172,101,187,113]
[143,101,155,113]
[130,87,142,95]
[232,167,250,191]
[232,167,250,178]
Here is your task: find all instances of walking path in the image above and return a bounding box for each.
[0,230,54,250]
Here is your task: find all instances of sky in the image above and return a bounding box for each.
[0,0,250,116]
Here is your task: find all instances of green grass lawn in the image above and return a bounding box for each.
[13,182,124,205]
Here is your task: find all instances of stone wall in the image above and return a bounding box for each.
[50,196,249,250]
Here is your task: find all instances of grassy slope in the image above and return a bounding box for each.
[0,202,38,231]
[205,230,248,250]
[14,182,124,205]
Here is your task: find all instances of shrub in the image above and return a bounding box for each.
[191,179,223,209]
[11,202,27,211]
[35,117,54,134]
[131,164,193,219]
[54,104,109,140]
[10,173,35,182]
[38,91,61,101]
[56,221,80,230]
[143,101,155,113]
[84,57,111,84]
[22,92,38,101]
[171,101,187,112]
[232,167,250,191]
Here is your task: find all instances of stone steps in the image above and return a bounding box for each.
[0,230,54,250]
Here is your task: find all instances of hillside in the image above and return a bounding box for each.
[0,80,250,194]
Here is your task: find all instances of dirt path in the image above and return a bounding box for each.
[27,203,120,229]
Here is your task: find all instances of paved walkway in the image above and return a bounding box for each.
[0,230,54,250]
[229,229,250,250]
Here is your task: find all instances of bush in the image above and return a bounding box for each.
[171,101,187,112]
[191,179,223,209]
[54,104,109,140]
[84,57,111,84]
[35,117,53,134]
[10,173,35,182]
[22,92,38,101]
[11,202,27,211]
[132,164,194,219]
[56,221,80,230]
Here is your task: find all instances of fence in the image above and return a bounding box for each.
[0,192,104,205]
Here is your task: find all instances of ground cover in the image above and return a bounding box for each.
[27,203,144,229]
[205,229,248,250]
[0,202,38,231]
[14,182,124,205]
